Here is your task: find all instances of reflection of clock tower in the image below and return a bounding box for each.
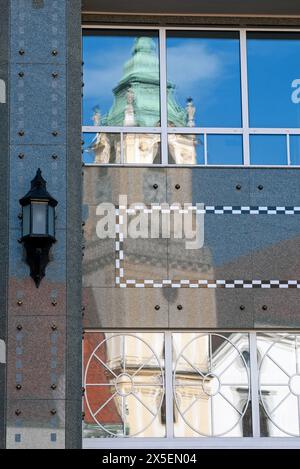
[91,37,199,164]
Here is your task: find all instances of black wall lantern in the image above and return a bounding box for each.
[19,169,58,287]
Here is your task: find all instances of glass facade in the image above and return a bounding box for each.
[82,28,300,166]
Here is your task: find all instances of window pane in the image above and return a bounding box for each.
[83,133,121,164]
[83,332,165,438]
[247,32,300,128]
[290,135,300,165]
[250,135,287,165]
[166,31,242,127]
[31,202,47,235]
[207,134,243,165]
[83,30,160,127]
[257,333,300,437]
[22,204,30,237]
[173,332,250,437]
[168,134,204,164]
[123,134,161,164]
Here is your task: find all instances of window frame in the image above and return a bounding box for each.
[82,25,300,167]
[82,329,300,448]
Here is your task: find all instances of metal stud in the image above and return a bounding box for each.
[51,324,57,331]
[18,130,25,137]
[52,131,58,137]
[258,185,264,191]
[82,412,85,420]
[177,305,183,311]
[154,305,160,311]
[51,49,58,56]
[153,184,158,190]
[18,213,23,220]
[236,184,242,190]
[16,325,23,331]
[18,153,25,159]
[51,384,57,390]
[15,409,22,416]
[52,72,58,79]
[16,384,22,390]
[51,299,57,307]
[50,409,57,415]
[17,300,23,306]
[175,184,181,190]
[240,305,245,311]
[18,71,24,78]
[52,154,58,160]
[262,305,268,311]
[19,49,25,56]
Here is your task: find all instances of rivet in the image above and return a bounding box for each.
[16,384,22,390]
[16,324,23,331]
[154,305,160,311]
[51,299,57,307]
[18,71,24,78]
[153,184,158,190]
[51,384,57,390]
[50,409,57,415]
[52,72,58,79]
[19,49,25,56]
[18,213,23,220]
[177,305,183,311]
[15,409,22,416]
[240,305,245,311]
[236,184,242,190]
[52,154,58,160]
[175,184,181,190]
[82,412,85,420]
[51,49,58,56]
[18,153,25,159]
[258,185,264,191]
[51,324,57,331]
[17,300,23,306]
[18,130,24,137]
[52,131,58,137]
[262,305,268,311]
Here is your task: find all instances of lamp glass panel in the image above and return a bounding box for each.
[31,202,47,235]
[48,205,55,237]
[22,204,30,237]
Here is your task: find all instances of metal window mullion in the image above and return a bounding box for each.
[204,133,208,165]
[120,132,124,164]
[159,28,168,165]
[240,29,250,166]
[249,332,261,438]
[165,331,174,438]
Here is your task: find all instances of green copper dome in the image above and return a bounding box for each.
[103,37,187,127]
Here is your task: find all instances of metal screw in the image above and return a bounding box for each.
[19,49,25,56]
[236,184,242,190]
[15,409,22,416]
[153,184,158,189]
[16,384,22,390]
[18,153,25,159]
[51,299,57,307]
[240,305,245,311]
[51,324,57,331]
[18,130,24,137]
[258,185,264,191]
[17,300,23,306]
[16,325,23,331]
[51,384,57,390]
[50,409,57,415]
[262,305,268,311]
[51,49,58,56]
[154,305,160,311]
[177,305,183,311]
[52,72,58,78]
[175,184,181,190]
[18,71,24,78]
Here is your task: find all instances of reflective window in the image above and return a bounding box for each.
[207,134,243,165]
[83,30,160,127]
[250,135,287,165]
[167,31,242,128]
[247,32,300,128]
[168,134,204,164]
[290,135,300,165]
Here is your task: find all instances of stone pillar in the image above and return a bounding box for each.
[4,0,82,449]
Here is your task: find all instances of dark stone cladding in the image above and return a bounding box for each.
[0,0,9,451]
